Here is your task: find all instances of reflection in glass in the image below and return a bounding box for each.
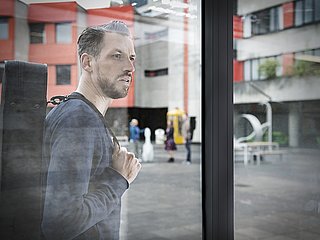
[56,22,72,43]
[0,0,202,239]
[234,0,320,239]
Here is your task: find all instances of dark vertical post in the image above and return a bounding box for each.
[203,0,234,239]
[0,61,47,239]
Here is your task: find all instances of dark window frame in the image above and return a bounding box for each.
[29,23,45,44]
[144,68,168,77]
[294,0,320,26]
[203,0,233,239]
[242,0,320,40]
[56,65,71,85]
[251,5,282,36]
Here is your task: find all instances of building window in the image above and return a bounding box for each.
[56,23,72,43]
[251,6,282,36]
[244,60,251,81]
[251,59,259,80]
[295,0,303,26]
[56,65,71,85]
[144,68,168,77]
[243,15,252,38]
[295,0,319,26]
[304,0,314,23]
[0,17,9,40]
[316,0,320,21]
[244,56,282,81]
[29,23,45,44]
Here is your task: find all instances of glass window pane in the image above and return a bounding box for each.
[0,0,203,239]
[244,15,252,37]
[244,60,251,81]
[278,6,284,30]
[56,23,72,43]
[235,1,320,240]
[315,0,320,21]
[304,0,314,23]
[314,48,320,56]
[276,55,282,77]
[30,23,45,44]
[254,10,270,34]
[295,0,303,26]
[258,57,267,80]
[0,17,9,40]
[270,8,276,32]
[252,59,259,80]
[56,65,71,85]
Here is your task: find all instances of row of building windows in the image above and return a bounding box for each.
[30,22,72,44]
[244,0,320,38]
[251,6,283,35]
[243,48,320,81]
[0,19,71,43]
[295,0,320,26]
[244,55,282,81]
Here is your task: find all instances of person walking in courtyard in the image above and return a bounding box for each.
[165,120,177,162]
[182,113,192,164]
[129,118,142,158]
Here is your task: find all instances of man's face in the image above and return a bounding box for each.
[92,32,135,99]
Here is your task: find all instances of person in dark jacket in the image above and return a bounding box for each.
[165,120,177,162]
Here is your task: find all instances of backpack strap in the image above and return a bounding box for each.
[48,93,120,148]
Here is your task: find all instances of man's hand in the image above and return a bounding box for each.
[111,143,141,184]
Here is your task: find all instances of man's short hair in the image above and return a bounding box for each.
[77,20,131,58]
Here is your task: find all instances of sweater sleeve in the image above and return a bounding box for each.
[41,109,128,240]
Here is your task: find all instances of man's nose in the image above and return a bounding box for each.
[123,58,135,73]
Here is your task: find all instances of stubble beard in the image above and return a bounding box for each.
[97,72,130,99]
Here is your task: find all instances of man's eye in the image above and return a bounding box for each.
[113,54,122,60]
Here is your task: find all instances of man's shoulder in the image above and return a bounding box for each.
[46,99,100,127]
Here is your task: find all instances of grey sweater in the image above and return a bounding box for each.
[41,93,128,240]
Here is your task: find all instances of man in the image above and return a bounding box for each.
[129,118,141,158]
[41,21,141,240]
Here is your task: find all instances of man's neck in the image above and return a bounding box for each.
[76,76,112,116]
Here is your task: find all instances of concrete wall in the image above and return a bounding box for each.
[14,0,29,61]
[132,0,202,142]
[237,23,320,60]
[234,76,320,104]
[238,0,289,15]
[134,40,169,108]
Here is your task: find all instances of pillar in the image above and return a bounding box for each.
[288,103,301,147]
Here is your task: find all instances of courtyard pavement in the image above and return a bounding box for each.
[119,143,320,240]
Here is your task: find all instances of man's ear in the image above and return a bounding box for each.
[80,53,93,72]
